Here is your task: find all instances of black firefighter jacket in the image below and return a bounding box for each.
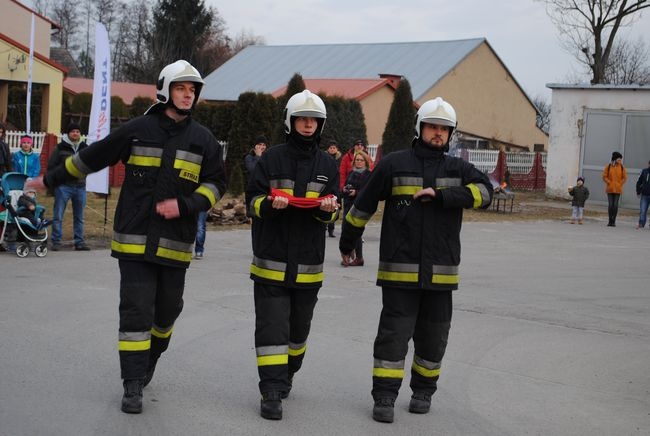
[340,141,492,291]
[45,110,227,268]
[246,138,340,289]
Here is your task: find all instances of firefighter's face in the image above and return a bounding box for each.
[170,82,196,110]
[421,123,450,148]
[294,116,318,137]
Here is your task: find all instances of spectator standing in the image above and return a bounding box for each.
[194,210,208,258]
[34,60,227,414]
[339,97,492,423]
[339,138,372,192]
[245,90,339,421]
[602,151,627,227]
[0,124,12,176]
[325,140,342,237]
[340,150,372,266]
[12,135,40,177]
[636,160,650,229]
[47,123,90,251]
[244,135,269,184]
[568,176,589,224]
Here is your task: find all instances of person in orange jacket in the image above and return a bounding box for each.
[602,151,627,227]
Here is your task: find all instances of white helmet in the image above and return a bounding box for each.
[284,90,327,135]
[414,97,457,140]
[147,60,204,115]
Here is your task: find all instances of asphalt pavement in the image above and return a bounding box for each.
[1,213,649,436]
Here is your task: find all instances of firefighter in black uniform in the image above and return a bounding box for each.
[339,97,492,423]
[38,60,227,414]
[246,90,339,420]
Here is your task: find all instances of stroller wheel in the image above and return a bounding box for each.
[16,243,30,258]
[35,244,48,257]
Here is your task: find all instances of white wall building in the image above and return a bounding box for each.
[546,84,650,208]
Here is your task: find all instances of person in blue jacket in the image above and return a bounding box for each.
[12,135,40,177]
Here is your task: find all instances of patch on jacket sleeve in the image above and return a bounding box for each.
[179,170,199,183]
[316,175,329,183]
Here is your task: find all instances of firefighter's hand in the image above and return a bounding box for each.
[413,187,436,201]
[267,195,289,209]
[156,199,181,219]
[319,195,338,212]
[23,176,46,192]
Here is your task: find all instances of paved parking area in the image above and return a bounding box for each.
[1,216,649,435]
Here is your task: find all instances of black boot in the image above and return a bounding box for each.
[143,359,158,387]
[408,391,432,414]
[281,373,293,399]
[260,391,283,420]
[372,397,395,423]
[121,379,144,414]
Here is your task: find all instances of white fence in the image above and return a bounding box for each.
[367,144,379,161]
[466,149,499,173]
[463,149,547,174]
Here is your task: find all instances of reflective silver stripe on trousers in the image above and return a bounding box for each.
[152,323,173,334]
[288,341,306,350]
[256,345,288,356]
[119,331,151,341]
[374,358,405,369]
[414,354,441,370]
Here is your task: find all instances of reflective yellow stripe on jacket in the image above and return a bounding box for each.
[250,256,286,282]
[377,261,419,283]
[391,176,423,196]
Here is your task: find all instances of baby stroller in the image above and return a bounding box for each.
[0,172,49,257]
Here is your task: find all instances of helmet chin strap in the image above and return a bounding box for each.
[170,102,192,116]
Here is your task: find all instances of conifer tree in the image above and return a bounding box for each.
[381,78,416,156]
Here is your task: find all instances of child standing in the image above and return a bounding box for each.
[568,176,589,224]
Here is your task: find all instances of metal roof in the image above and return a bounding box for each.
[202,38,485,101]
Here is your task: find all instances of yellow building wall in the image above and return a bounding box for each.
[360,86,395,145]
[0,39,63,134]
[423,42,548,150]
[0,1,53,56]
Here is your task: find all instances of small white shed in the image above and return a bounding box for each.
[546,84,650,208]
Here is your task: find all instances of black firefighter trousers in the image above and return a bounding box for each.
[118,260,186,380]
[254,282,319,395]
[372,287,452,400]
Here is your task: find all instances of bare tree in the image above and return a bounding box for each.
[605,37,650,83]
[230,30,266,54]
[532,95,551,133]
[51,0,80,50]
[539,0,650,84]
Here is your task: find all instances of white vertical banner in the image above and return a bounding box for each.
[26,13,35,133]
[86,23,111,194]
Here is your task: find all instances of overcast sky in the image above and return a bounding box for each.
[210,0,650,100]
